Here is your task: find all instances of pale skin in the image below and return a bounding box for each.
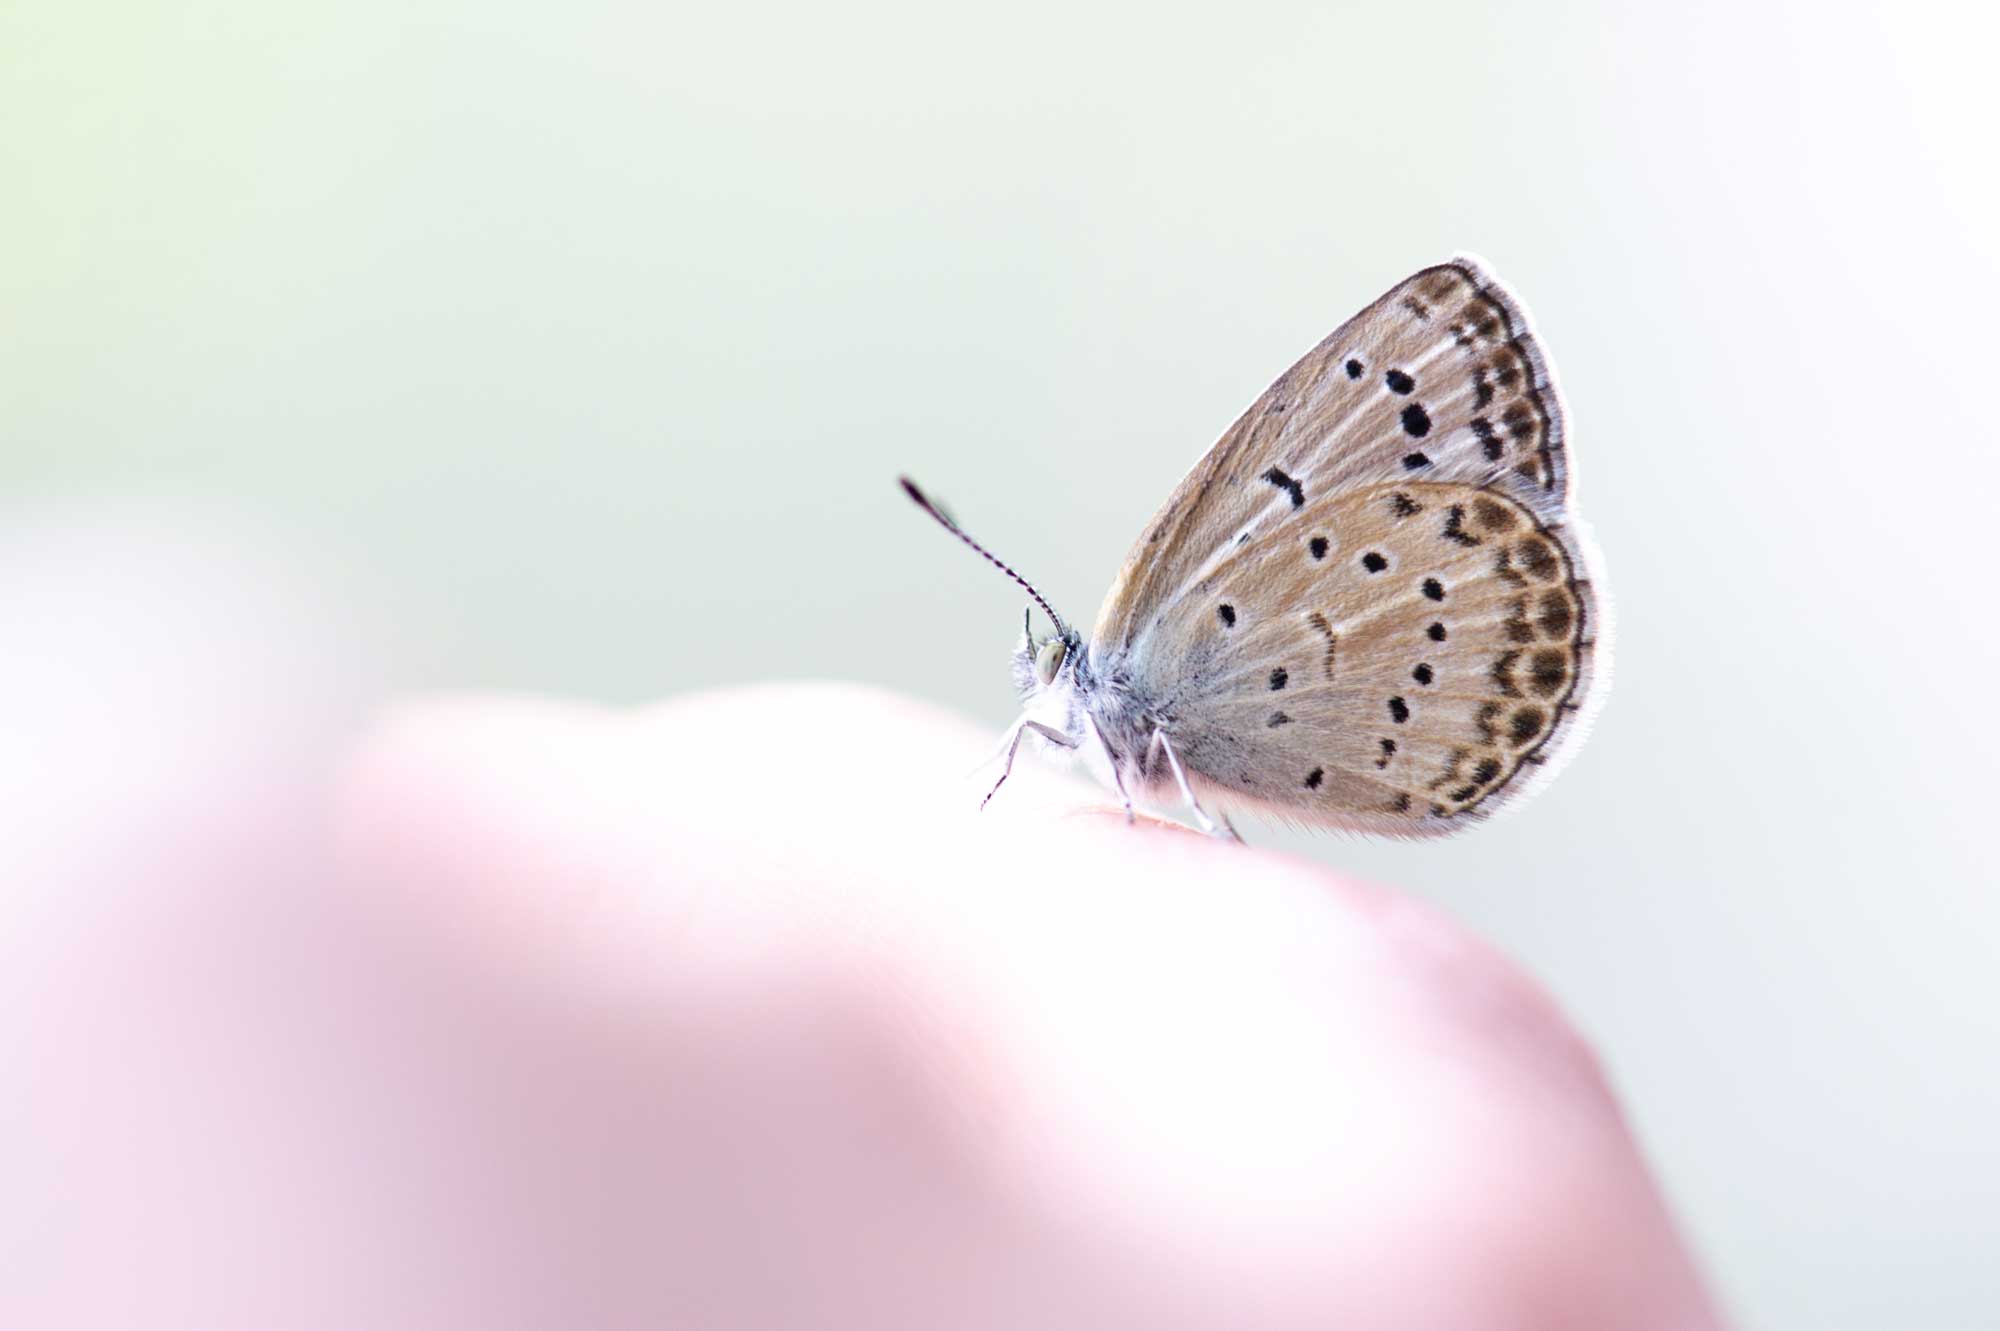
[6,520,1716,1327]
[6,656,1721,1327]
[318,683,1723,1329]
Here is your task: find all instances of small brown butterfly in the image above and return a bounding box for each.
[905,255,1607,839]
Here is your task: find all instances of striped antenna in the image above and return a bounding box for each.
[898,477,1068,638]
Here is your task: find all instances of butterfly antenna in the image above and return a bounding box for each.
[899,477,1067,637]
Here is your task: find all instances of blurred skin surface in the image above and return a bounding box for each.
[0,521,1721,1329]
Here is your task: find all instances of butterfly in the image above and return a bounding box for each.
[903,256,1606,839]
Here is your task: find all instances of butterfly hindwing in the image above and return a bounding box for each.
[1153,482,1595,833]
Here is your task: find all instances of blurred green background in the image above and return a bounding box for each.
[6,1,1996,1325]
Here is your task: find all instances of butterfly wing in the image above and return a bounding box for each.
[1092,257,1604,834]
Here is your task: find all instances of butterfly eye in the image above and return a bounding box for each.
[1035,637,1067,685]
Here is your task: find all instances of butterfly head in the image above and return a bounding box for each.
[1010,608,1086,702]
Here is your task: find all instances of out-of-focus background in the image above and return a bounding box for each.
[5,1,1996,1326]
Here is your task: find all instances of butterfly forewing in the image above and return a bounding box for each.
[1092,257,1602,833]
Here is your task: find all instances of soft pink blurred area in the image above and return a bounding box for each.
[0,509,1719,1330]
[0,505,380,1328]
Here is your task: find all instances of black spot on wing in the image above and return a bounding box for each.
[1385,369,1415,394]
[1472,416,1503,460]
[1388,696,1410,724]
[1362,551,1388,573]
[1304,766,1324,790]
[1217,604,1236,627]
[1422,577,1445,601]
[1537,591,1573,638]
[1269,667,1288,691]
[1306,611,1338,679]
[1529,648,1567,697]
[1308,535,1329,560]
[1344,359,1363,379]
[1402,452,1432,470]
[1519,537,1560,581]
[1401,403,1432,437]
[1261,466,1305,509]
[1472,497,1517,532]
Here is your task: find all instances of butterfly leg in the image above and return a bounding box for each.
[1150,730,1230,840]
[1087,714,1136,824]
[981,719,1077,810]
[969,716,1028,779]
